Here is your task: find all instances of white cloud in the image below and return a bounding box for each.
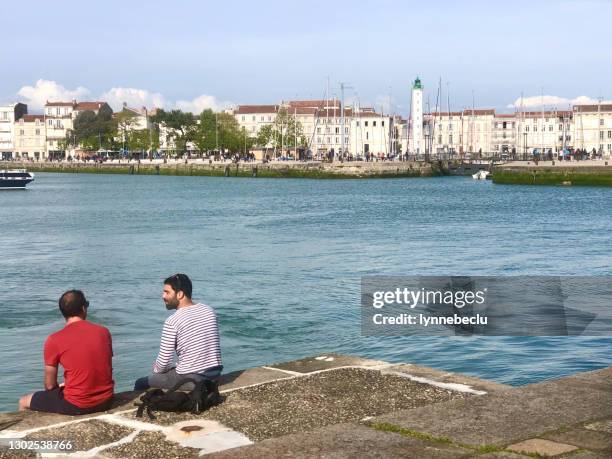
[14,80,234,114]
[100,87,167,111]
[17,79,90,110]
[175,94,234,113]
[507,95,612,109]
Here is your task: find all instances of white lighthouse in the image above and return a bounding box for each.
[410,77,424,154]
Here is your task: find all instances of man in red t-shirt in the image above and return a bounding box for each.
[19,290,114,415]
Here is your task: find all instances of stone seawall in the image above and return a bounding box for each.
[492,161,612,186]
[1,354,610,458]
[1,160,444,179]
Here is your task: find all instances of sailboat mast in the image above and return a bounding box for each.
[446,81,451,157]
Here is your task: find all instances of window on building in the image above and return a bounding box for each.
[373,121,377,127]
[252,116,255,121]
[335,127,339,134]
[526,126,529,132]
[449,135,453,144]
[559,124,563,131]
[600,119,604,126]
[56,108,60,115]
[268,116,272,121]
[437,135,442,144]
[534,126,537,132]
[317,127,321,134]
[344,127,349,134]
[241,116,245,121]
[48,119,52,126]
[344,136,348,144]
[382,121,385,126]
[326,137,330,143]
[356,121,360,127]
[325,127,330,134]
[35,129,40,135]
[365,121,368,127]
[600,131,604,140]
[317,137,321,143]
[608,130,611,139]
[260,116,264,121]
[366,132,369,140]
[335,137,339,144]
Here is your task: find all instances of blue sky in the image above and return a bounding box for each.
[2,0,610,114]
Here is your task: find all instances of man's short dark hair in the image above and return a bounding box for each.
[164,273,193,299]
[58,290,89,318]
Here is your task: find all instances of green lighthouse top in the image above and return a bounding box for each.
[413,77,422,90]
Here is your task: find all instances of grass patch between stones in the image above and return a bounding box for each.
[370,422,547,458]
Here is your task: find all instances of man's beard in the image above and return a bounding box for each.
[164,298,179,310]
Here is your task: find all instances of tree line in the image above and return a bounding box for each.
[65,106,308,155]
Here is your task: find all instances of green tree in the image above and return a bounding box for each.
[152,109,196,153]
[192,109,217,153]
[255,108,306,150]
[69,108,115,152]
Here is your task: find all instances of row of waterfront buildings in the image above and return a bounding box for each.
[1,78,612,160]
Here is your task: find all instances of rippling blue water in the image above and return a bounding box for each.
[0,173,610,411]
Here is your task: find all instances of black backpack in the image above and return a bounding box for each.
[135,377,221,420]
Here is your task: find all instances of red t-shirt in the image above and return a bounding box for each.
[44,320,114,408]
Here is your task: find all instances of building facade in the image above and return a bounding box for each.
[572,104,612,155]
[44,100,112,158]
[0,103,28,160]
[13,114,46,160]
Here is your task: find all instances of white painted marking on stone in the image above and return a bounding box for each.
[324,357,335,362]
[315,356,328,360]
[0,408,141,439]
[166,420,252,453]
[260,366,303,376]
[381,370,487,395]
[97,413,166,432]
[196,430,253,455]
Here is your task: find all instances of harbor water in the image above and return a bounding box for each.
[0,172,610,411]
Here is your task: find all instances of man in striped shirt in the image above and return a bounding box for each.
[134,274,222,391]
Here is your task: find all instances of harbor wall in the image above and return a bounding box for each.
[1,161,445,179]
[492,161,612,186]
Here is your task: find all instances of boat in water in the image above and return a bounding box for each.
[472,170,491,180]
[0,169,35,189]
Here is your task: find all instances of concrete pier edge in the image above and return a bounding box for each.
[0,354,609,458]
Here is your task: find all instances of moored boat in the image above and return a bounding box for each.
[472,170,490,180]
[0,169,35,189]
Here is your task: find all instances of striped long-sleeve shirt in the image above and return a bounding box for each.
[153,303,222,374]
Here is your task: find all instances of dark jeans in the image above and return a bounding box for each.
[30,387,112,415]
[134,365,223,391]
